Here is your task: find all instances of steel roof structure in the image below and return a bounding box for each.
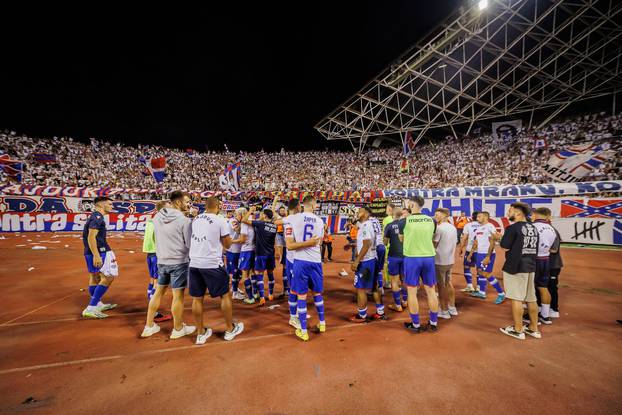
[314,0,622,152]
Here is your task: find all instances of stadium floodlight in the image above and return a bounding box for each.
[478,0,488,11]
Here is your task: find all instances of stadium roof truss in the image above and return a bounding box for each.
[314,0,622,152]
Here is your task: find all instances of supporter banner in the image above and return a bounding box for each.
[0,212,153,232]
[543,143,616,183]
[553,218,620,246]
[3,181,620,200]
[492,119,522,140]
[383,180,622,199]
[3,196,621,221]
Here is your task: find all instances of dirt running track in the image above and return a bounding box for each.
[0,232,620,414]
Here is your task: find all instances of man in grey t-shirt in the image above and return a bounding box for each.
[434,208,458,319]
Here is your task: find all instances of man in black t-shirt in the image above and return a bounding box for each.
[81,196,119,319]
[241,205,283,305]
[499,202,540,340]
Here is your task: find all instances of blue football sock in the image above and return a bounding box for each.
[297,299,308,332]
[288,293,297,317]
[313,294,325,323]
[392,291,401,306]
[255,275,265,298]
[267,272,275,296]
[477,275,487,293]
[358,307,368,319]
[89,284,108,307]
[410,313,420,327]
[464,267,472,284]
[488,276,504,294]
[376,303,385,316]
[401,286,408,302]
[430,311,438,325]
[88,285,97,297]
[244,279,253,299]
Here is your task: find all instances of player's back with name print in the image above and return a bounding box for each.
[291,212,323,263]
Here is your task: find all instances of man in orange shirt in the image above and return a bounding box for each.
[455,211,468,244]
[345,219,358,262]
[321,223,333,262]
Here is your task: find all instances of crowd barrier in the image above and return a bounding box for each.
[1,195,620,246]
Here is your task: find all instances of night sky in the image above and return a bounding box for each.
[0,1,459,152]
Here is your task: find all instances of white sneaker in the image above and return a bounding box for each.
[549,310,560,318]
[195,328,213,345]
[289,316,301,329]
[97,302,117,311]
[141,323,161,338]
[170,323,196,339]
[500,325,525,340]
[82,308,108,319]
[438,310,451,319]
[232,291,245,300]
[523,326,542,339]
[448,307,459,316]
[224,322,244,341]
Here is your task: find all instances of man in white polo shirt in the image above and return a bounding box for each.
[188,197,244,345]
[434,208,458,319]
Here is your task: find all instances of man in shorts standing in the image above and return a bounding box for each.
[434,208,458,320]
[142,200,171,322]
[141,191,196,339]
[188,197,244,344]
[402,196,439,333]
[384,207,406,312]
[81,196,118,319]
[499,202,540,340]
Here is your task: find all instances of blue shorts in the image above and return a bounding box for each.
[291,260,323,295]
[157,263,189,289]
[474,252,496,273]
[238,251,255,271]
[403,256,436,287]
[146,253,158,278]
[226,252,240,275]
[463,251,475,267]
[254,255,275,272]
[387,256,404,276]
[85,252,108,274]
[354,259,377,290]
[535,258,550,288]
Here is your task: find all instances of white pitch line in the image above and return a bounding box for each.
[0,317,411,375]
[0,293,76,326]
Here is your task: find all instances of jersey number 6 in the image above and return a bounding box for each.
[303,224,314,241]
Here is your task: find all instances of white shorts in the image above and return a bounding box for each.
[101,250,119,277]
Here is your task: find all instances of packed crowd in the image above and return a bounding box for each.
[1,112,620,191]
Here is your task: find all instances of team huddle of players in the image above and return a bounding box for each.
[80,191,563,343]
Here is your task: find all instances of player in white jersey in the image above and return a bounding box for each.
[369,216,386,294]
[188,197,244,344]
[238,208,258,304]
[350,206,386,323]
[467,212,506,304]
[285,195,325,342]
[459,211,480,292]
[281,198,302,329]
[531,207,558,325]
[227,209,246,300]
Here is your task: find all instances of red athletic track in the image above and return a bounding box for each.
[0,232,621,414]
